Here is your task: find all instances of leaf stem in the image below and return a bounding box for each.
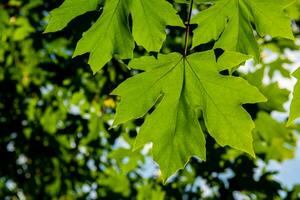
[184,0,194,57]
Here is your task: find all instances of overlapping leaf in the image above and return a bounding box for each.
[73,0,134,73]
[131,0,184,52]
[288,68,300,125]
[46,0,183,72]
[45,0,101,33]
[191,0,295,59]
[112,51,266,180]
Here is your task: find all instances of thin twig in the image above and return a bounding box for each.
[184,0,194,56]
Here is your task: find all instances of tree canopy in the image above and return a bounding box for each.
[0,0,300,199]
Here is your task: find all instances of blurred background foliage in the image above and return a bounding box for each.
[1,0,300,199]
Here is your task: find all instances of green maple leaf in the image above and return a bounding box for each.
[131,0,184,52]
[73,0,134,73]
[191,0,295,59]
[44,0,101,33]
[112,51,266,181]
[288,68,300,125]
[46,0,183,72]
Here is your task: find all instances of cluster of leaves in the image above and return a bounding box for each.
[0,1,155,198]
[45,0,300,181]
[1,0,300,199]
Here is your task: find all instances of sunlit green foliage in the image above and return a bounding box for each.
[44,0,300,181]
[0,0,300,199]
